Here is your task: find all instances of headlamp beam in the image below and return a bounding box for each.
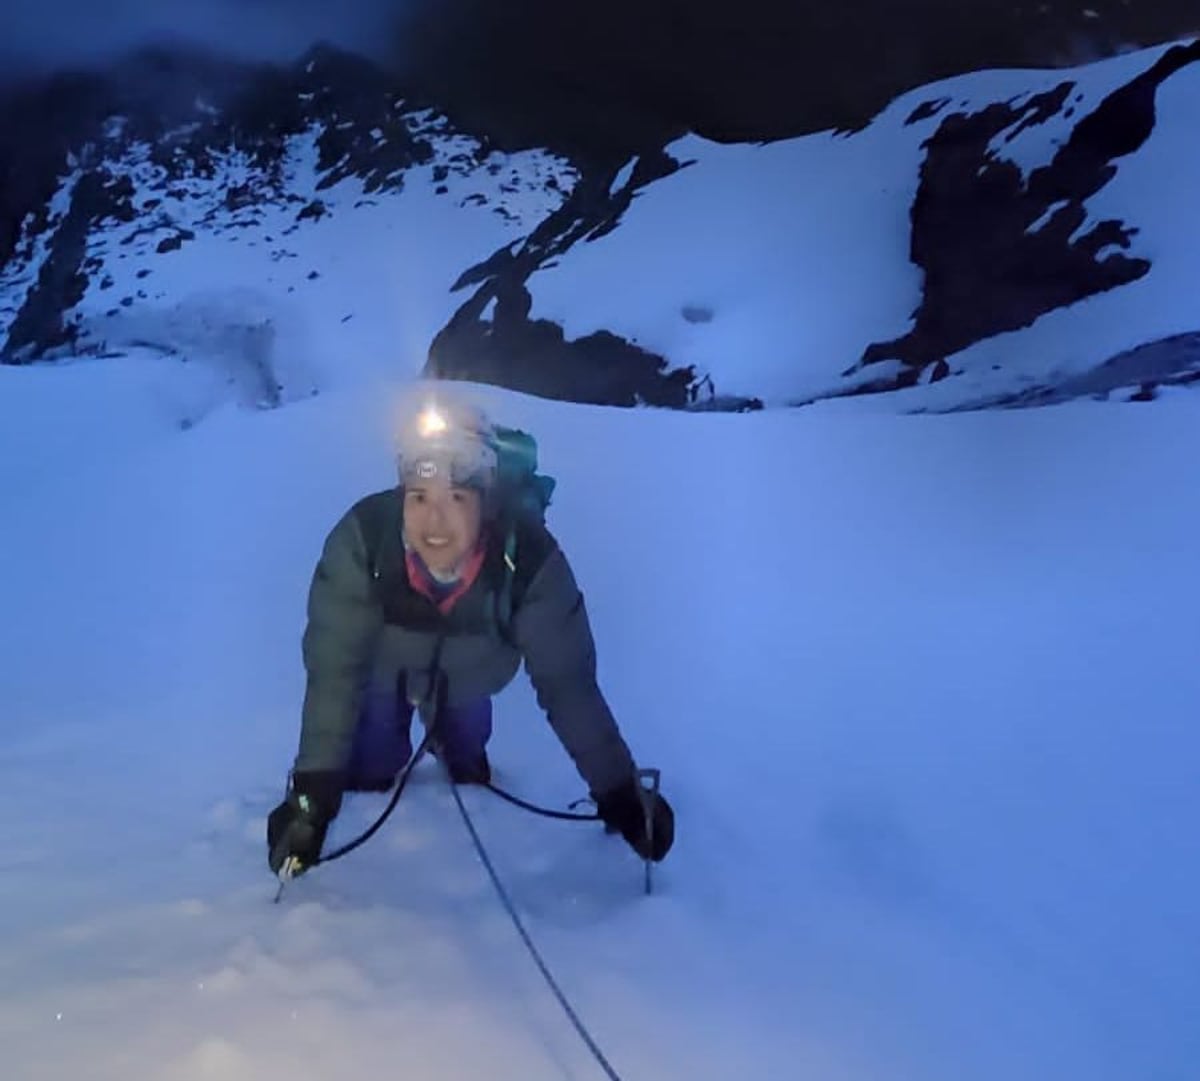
[418,406,448,438]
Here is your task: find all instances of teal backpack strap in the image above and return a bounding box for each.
[496,523,518,640]
[493,515,559,644]
[486,425,557,642]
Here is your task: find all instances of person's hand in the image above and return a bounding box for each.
[266,771,343,876]
[594,779,674,862]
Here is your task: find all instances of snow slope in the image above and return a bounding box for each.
[2,362,1198,1080]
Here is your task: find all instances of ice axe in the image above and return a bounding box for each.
[637,767,661,896]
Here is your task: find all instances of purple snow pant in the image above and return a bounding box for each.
[345,676,492,790]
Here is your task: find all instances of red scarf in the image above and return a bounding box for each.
[405,539,488,614]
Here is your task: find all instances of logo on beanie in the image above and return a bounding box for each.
[415,459,438,479]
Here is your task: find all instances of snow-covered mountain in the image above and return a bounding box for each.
[0,46,578,411]
[2,37,1199,414]
[504,37,1200,411]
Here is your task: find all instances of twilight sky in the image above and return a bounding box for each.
[0,0,413,78]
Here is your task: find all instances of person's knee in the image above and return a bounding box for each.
[345,686,415,790]
[438,697,493,749]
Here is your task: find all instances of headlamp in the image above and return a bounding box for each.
[418,406,448,438]
[396,395,498,493]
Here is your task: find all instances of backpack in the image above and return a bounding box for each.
[489,425,556,521]
[487,426,556,633]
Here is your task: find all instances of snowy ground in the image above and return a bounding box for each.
[3,364,1198,1080]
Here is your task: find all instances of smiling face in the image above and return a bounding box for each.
[402,477,484,577]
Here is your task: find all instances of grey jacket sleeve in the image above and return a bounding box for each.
[294,509,383,774]
[512,543,638,796]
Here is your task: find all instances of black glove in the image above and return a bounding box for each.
[594,778,675,862]
[266,770,343,876]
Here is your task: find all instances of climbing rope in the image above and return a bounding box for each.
[444,772,626,1081]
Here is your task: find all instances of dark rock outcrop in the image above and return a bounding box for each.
[855,39,1200,383]
[3,169,109,360]
[427,148,713,408]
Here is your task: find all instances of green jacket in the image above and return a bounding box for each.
[294,488,637,797]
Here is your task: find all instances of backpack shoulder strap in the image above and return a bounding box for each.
[495,525,519,639]
[493,512,557,642]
